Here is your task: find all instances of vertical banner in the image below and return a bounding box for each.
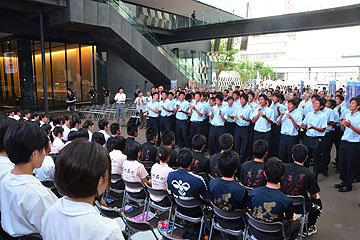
[170,80,177,89]
[300,80,304,98]
[329,81,336,96]
[3,52,18,74]
[346,82,359,107]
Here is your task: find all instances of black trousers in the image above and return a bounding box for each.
[246,122,255,161]
[203,119,210,150]
[333,126,343,167]
[271,124,281,157]
[225,122,236,136]
[148,117,161,145]
[278,134,299,163]
[251,219,300,240]
[208,125,225,155]
[303,136,323,175]
[234,126,249,163]
[320,131,334,172]
[176,119,190,148]
[253,131,271,144]
[190,121,204,139]
[159,116,172,133]
[338,140,360,188]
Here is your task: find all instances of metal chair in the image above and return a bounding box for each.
[209,202,247,240]
[95,200,122,219]
[122,180,149,221]
[121,212,160,240]
[287,195,307,240]
[171,198,208,240]
[239,182,253,194]
[245,212,287,240]
[195,172,209,185]
[157,226,189,240]
[109,174,125,194]
[138,160,155,174]
[145,183,174,233]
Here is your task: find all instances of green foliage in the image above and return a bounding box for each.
[234,60,276,87]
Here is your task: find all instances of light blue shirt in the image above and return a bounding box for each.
[303,104,314,116]
[302,111,327,137]
[270,102,287,120]
[251,106,275,132]
[210,104,228,127]
[234,99,241,106]
[159,99,173,117]
[190,101,205,122]
[340,108,351,119]
[146,101,160,118]
[323,107,335,132]
[333,105,347,126]
[226,104,237,123]
[235,104,251,127]
[176,100,190,120]
[341,111,360,142]
[279,110,302,136]
[202,101,210,120]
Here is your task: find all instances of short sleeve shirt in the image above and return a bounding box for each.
[251,106,275,132]
[302,111,327,137]
[240,161,266,188]
[191,151,210,174]
[150,163,174,202]
[140,142,158,163]
[121,160,148,192]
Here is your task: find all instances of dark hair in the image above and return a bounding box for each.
[52,116,61,126]
[91,132,106,146]
[233,90,240,97]
[240,93,248,102]
[55,139,111,198]
[185,93,193,101]
[315,97,326,107]
[178,91,185,96]
[146,127,158,142]
[292,144,308,163]
[53,126,64,138]
[110,123,120,135]
[311,94,320,99]
[227,96,234,101]
[218,150,240,178]
[0,118,20,152]
[4,123,49,164]
[22,109,30,118]
[98,119,109,130]
[70,117,81,129]
[248,91,255,98]
[253,139,268,159]
[30,112,39,119]
[125,141,141,160]
[127,124,138,137]
[258,94,268,102]
[350,97,360,108]
[162,131,175,146]
[264,157,285,184]
[335,95,344,101]
[219,133,233,151]
[107,136,125,152]
[82,120,94,129]
[328,99,336,108]
[192,134,206,151]
[215,94,224,101]
[177,148,193,168]
[287,98,298,107]
[39,114,47,121]
[68,131,78,141]
[156,145,171,163]
[273,92,281,99]
[77,128,89,140]
[40,123,52,134]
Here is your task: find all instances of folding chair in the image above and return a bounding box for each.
[208,174,216,181]
[195,172,209,185]
[239,182,253,194]
[121,212,160,240]
[138,160,154,174]
[171,198,209,240]
[122,180,149,221]
[209,202,246,240]
[41,181,56,190]
[109,174,125,194]
[287,195,307,240]
[145,183,174,233]
[157,226,188,240]
[245,212,287,240]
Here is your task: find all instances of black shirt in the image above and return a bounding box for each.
[89,89,97,98]
[168,149,178,169]
[191,151,210,174]
[240,161,266,188]
[67,93,76,106]
[280,163,320,202]
[125,137,140,148]
[209,153,221,178]
[140,142,158,164]
[103,89,110,97]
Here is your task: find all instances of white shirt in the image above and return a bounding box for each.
[99,130,110,142]
[109,150,127,176]
[134,96,147,112]
[0,173,58,237]
[122,160,148,192]
[41,197,124,240]
[50,137,65,154]
[114,93,126,104]
[0,156,14,181]
[299,99,312,110]
[88,130,93,141]
[62,125,71,141]
[13,115,21,121]
[150,163,173,202]
[34,156,55,182]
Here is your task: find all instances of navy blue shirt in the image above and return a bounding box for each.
[67,93,76,106]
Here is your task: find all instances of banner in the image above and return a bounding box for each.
[170,80,177,89]
[3,52,18,74]
[300,80,304,98]
[329,81,336,96]
[346,82,360,107]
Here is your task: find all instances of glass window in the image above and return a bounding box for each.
[51,43,67,107]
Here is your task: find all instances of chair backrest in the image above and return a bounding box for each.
[208,173,216,181]
[245,212,285,238]
[111,174,122,182]
[121,212,158,239]
[123,180,145,191]
[145,183,170,200]
[196,172,209,184]
[94,200,122,219]
[211,202,244,221]
[138,160,155,172]
[239,182,253,194]
[174,198,201,209]
[41,181,55,189]
[157,226,188,240]
[19,234,42,240]
[287,195,306,214]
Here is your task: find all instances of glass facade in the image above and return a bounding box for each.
[0,38,97,110]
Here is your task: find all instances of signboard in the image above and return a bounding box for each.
[170,80,177,89]
[300,80,304,98]
[346,82,360,107]
[329,81,336,96]
[3,52,18,74]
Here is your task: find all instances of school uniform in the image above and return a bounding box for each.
[225,103,237,135]
[202,100,211,149]
[51,137,65,154]
[0,173,58,237]
[278,110,303,163]
[208,104,228,155]
[109,149,127,176]
[0,156,13,181]
[159,99,173,133]
[302,111,327,176]
[332,105,346,166]
[175,100,191,148]
[114,92,126,126]
[270,102,287,157]
[98,130,110,142]
[146,100,161,145]
[62,125,71,141]
[338,111,360,190]
[251,106,275,145]
[233,104,251,163]
[34,156,55,182]
[320,107,335,174]
[190,101,205,138]
[41,197,124,240]
[246,102,259,161]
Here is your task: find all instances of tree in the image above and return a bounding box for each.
[234,60,276,87]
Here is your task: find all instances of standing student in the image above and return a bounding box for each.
[332,94,345,169]
[66,88,77,116]
[208,94,228,155]
[114,87,126,127]
[145,92,161,146]
[189,92,205,138]
[159,91,173,133]
[134,91,147,129]
[270,93,287,157]
[335,97,360,192]
[277,99,302,163]
[40,140,124,240]
[102,86,111,105]
[225,96,237,135]
[1,123,58,237]
[175,92,191,148]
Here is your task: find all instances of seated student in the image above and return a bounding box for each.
[21,109,31,121]
[167,148,209,218]
[248,157,300,240]
[0,123,58,237]
[50,126,65,154]
[150,145,174,207]
[191,134,210,174]
[40,140,124,240]
[69,117,81,132]
[209,133,234,178]
[240,139,268,188]
[125,124,140,147]
[92,132,106,146]
[34,143,55,183]
[107,136,127,176]
[281,144,322,236]
[122,142,151,199]
[110,122,121,137]
[0,118,18,181]
[209,151,248,235]
[39,114,48,126]
[82,119,94,141]
[61,116,70,141]
[76,128,90,140]
[98,119,110,142]
[162,131,178,168]
[140,127,158,163]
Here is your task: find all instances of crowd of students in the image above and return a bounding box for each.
[0,84,359,240]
